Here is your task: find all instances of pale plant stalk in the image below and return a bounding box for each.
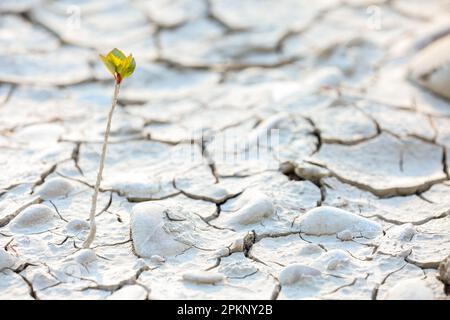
[83,81,121,249]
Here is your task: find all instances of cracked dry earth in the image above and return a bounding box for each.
[1,0,450,300]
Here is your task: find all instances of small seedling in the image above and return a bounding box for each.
[83,48,136,249]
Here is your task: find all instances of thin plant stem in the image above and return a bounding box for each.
[83,81,121,249]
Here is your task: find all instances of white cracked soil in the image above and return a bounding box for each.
[0,0,450,300]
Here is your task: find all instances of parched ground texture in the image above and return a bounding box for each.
[1,0,450,300]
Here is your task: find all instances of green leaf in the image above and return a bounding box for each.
[100,49,136,82]
[99,54,116,75]
[106,48,126,69]
[119,54,136,78]
[110,48,126,61]
[124,58,136,78]
[117,54,130,76]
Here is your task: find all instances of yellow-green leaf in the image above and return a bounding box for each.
[106,48,125,69]
[110,48,126,60]
[99,54,116,75]
[124,58,136,78]
[119,54,136,78]
[117,54,131,76]
[100,48,136,82]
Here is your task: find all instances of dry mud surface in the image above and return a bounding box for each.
[1,0,450,300]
